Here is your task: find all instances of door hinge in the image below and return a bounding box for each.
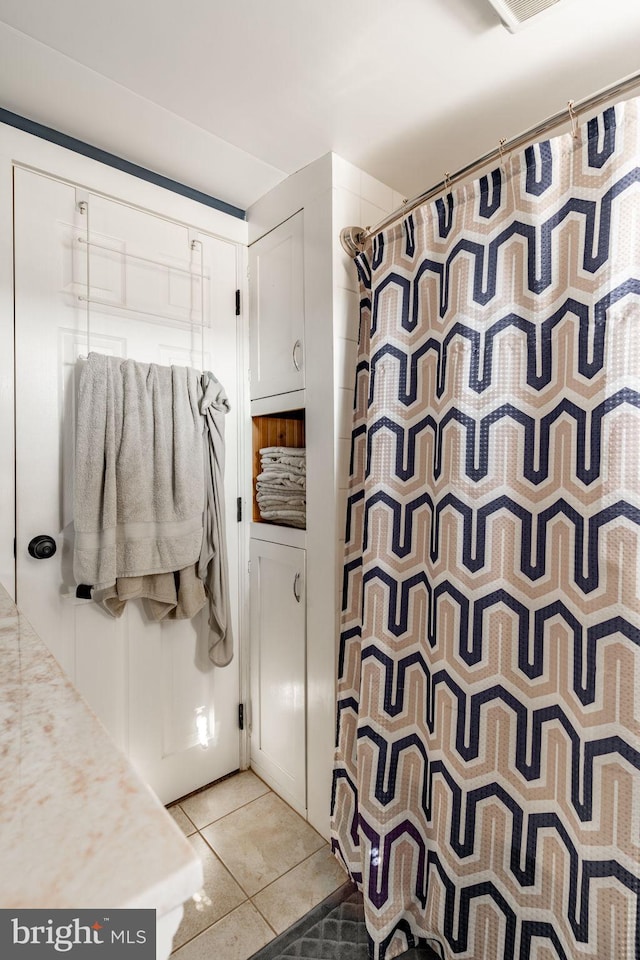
[13,537,16,559]
[238,703,245,730]
[236,496,242,522]
[235,289,241,316]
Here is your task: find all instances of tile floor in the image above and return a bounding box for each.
[167,770,348,960]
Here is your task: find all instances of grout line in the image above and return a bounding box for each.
[170,899,254,956]
[193,785,272,833]
[248,897,279,937]
[171,772,336,955]
[175,804,197,832]
[173,841,340,956]
[198,835,254,901]
[249,842,333,897]
[166,767,241,807]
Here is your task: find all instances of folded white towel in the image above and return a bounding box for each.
[257,499,306,511]
[260,461,306,476]
[261,456,306,471]
[258,507,306,529]
[256,471,306,487]
[259,446,306,457]
[257,478,305,492]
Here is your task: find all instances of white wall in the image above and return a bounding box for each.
[331,157,402,566]
[0,21,285,211]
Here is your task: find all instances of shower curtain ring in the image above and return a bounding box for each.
[444,172,452,192]
[498,137,508,168]
[568,100,579,139]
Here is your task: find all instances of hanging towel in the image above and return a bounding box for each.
[199,372,234,667]
[95,565,207,621]
[73,353,205,589]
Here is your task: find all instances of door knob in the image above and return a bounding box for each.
[27,535,57,559]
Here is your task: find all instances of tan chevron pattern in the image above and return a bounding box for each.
[331,98,640,960]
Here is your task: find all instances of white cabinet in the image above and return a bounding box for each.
[246,154,394,839]
[249,210,305,399]
[249,537,306,814]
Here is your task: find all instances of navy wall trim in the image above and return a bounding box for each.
[0,107,246,221]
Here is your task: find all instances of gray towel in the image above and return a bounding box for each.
[256,484,306,499]
[95,565,207,621]
[199,372,234,667]
[261,458,306,473]
[259,446,306,473]
[256,490,307,508]
[258,508,306,528]
[259,446,306,457]
[256,471,306,487]
[74,353,205,589]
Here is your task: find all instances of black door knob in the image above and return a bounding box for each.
[28,535,57,560]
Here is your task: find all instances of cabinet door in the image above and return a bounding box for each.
[249,538,306,813]
[249,210,304,399]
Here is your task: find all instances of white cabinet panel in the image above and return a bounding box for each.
[249,538,306,813]
[249,210,304,399]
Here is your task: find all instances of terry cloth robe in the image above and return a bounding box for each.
[73,353,205,590]
[199,372,234,666]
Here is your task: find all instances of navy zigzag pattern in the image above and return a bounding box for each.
[370,168,640,329]
[332,100,640,960]
[364,283,640,400]
[358,388,640,483]
[358,494,640,591]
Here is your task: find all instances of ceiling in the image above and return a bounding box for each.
[0,0,639,210]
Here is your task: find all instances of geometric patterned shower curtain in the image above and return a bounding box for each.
[331,98,640,960]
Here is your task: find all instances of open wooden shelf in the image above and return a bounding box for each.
[252,409,306,524]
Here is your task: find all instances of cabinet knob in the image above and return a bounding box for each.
[292,339,302,372]
[293,571,302,603]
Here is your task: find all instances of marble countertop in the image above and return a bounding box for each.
[0,584,202,911]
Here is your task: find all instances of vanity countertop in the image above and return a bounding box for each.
[0,584,202,912]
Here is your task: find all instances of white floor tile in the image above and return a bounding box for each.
[167,805,197,837]
[252,845,348,934]
[201,792,325,896]
[180,771,270,829]
[171,901,273,960]
[173,834,247,950]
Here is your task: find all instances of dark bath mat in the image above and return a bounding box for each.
[248,882,441,960]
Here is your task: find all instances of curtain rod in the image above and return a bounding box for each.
[340,67,640,256]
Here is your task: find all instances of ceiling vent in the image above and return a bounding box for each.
[486,0,562,31]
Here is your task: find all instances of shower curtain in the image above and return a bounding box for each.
[331,98,640,960]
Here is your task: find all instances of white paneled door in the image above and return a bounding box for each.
[13,166,241,803]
